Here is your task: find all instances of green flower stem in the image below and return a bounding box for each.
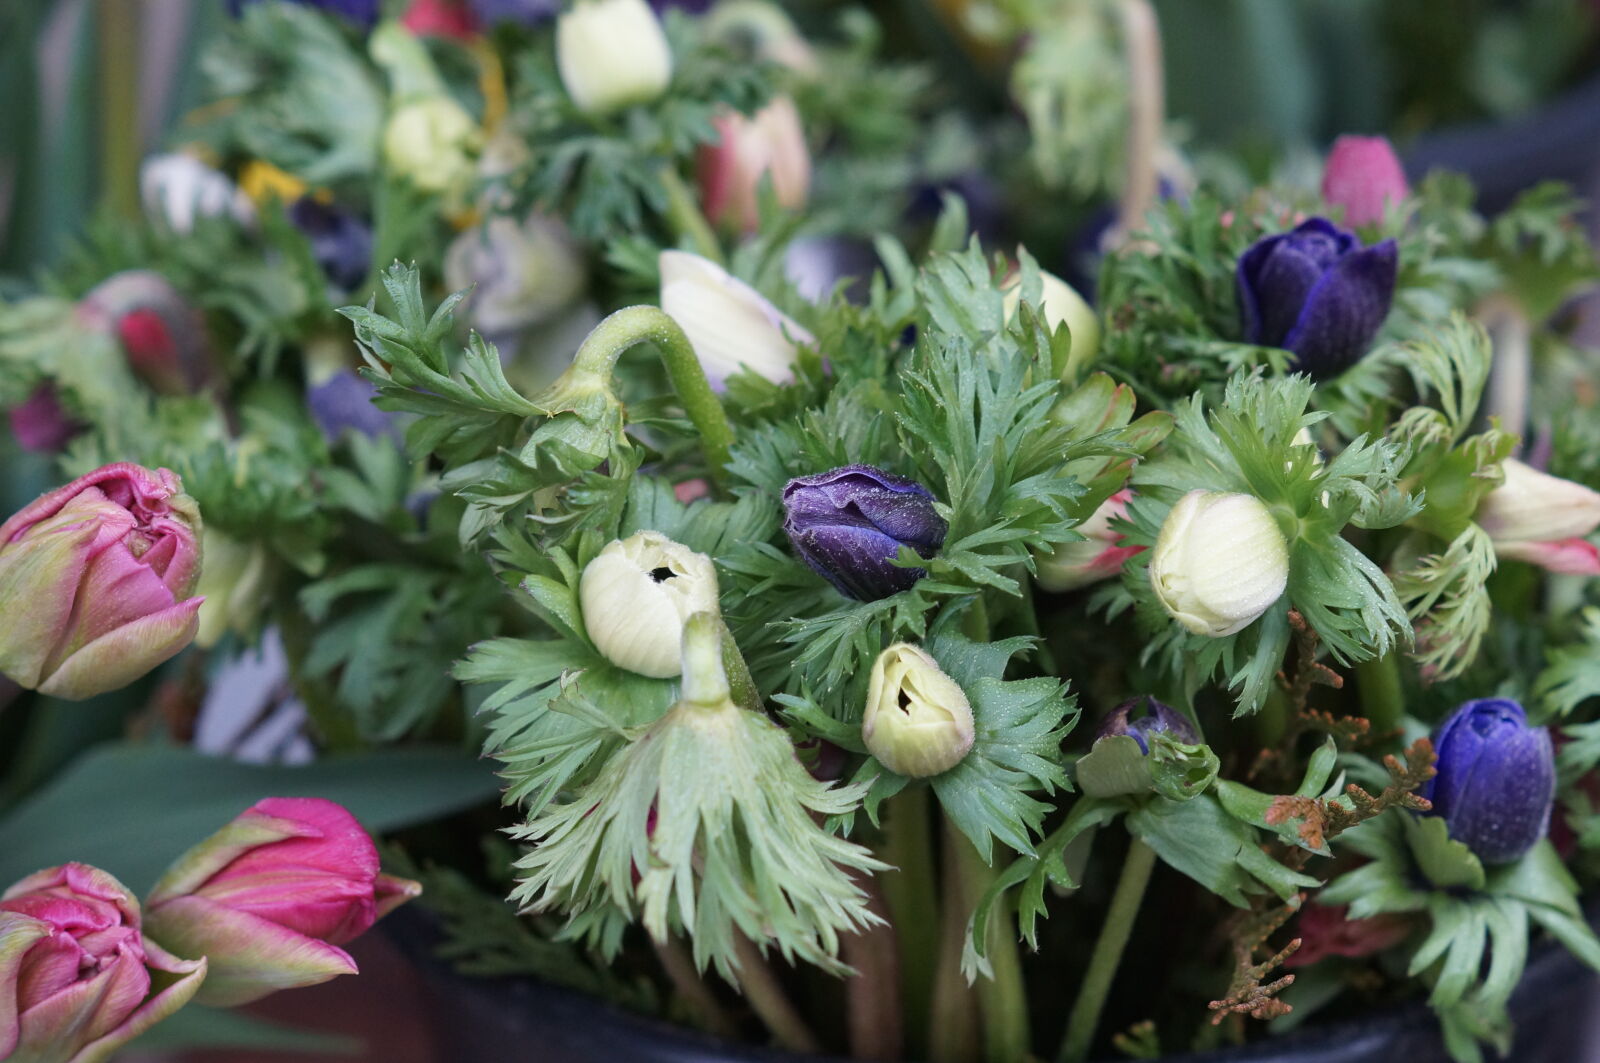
[1355,651,1405,743]
[653,937,738,1040]
[1112,0,1164,241]
[567,305,736,484]
[732,934,822,1054]
[659,166,724,264]
[952,821,1030,1063]
[843,875,904,1060]
[881,787,939,1059]
[98,0,142,219]
[1058,836,1157,1063]
[1479,293,1531,444]
[929,822,980,1063]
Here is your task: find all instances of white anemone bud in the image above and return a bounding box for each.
[1149,490,1289,638]
[1476,459,1600,546]
[863,644,975,778]
[556,0,673,116]
[579,532,720,678]
[1002,268,1101,379]
[658,250,815,390]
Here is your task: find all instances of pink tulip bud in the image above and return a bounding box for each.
[0,463,204,700]
[1320,135,1410,228]
[1035,490,1144,592]
[1476,459,1600,575]
[7,385,80,454]
[77,271,211,394]
[143,797,420,1007]
[698,96,811,234]
[0,863,206,1062]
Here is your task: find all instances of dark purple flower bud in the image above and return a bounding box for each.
[288,199,373,293]
[1095,695,1199,753]
[305,371,401,442]
[1236,217,1397,379]
[8,385,80,453]
[1422,697,1555,866]
[228,0,381,27]
[782,465,947,601]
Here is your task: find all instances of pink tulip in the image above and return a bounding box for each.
[143,797,420,1006]
[0,463,203,700]
[0,863,206,1063]
[7,385,79,454]
[698,96,811,234]
[1035,490,1144,592]
[1320,135,1410,228]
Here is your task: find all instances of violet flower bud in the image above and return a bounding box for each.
[0,464,204,700]
[1095,695,1198,753]
[288,198,373,293]
[782,465,947,601]
[226,0,381,27]
[8,385,80,453]
[143,797,420,1007]
[1237,217,1398,379]
[0,863,206,1062]
[1321,135,1410,228]
[1423,698,1555,866]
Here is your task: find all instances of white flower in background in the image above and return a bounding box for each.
[1150,490,1289,637]
[383,96,481,196]
[579,532,720,678]
[863,643,975,778]
[658,250,814,390]
[445,213,586,335]
[556,0,673,116]
[140,154,255,234]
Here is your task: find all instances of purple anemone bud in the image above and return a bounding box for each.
[469,0,560,25]
[1422,698,1555,866]
[1095,695,1199,753]
[1236,217,1397,379]
[228,0,381,27]
[305,371,400,442]
[782,464,947,601]
[288,199,373,293]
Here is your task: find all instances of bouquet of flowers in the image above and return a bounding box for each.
[3,2,1600,1062]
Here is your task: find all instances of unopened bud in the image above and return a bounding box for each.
[1149,490,1288,637]
[579,532,720,678]
[863,644,974,777]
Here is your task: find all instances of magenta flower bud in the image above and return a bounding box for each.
[0,464,204,700]
[1320,135,1410,228]
[77,271,211,395]
[143,797,420,1006]
[1423,698,1555,865]
[0,863,206,1063]
[7,385,80,454]
[782,464,948,601]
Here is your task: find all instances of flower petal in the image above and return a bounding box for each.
[1282,238,1397,378]
[38,597,202,700]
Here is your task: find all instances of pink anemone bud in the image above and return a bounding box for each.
[77,271,211,395]
[0,863,206,1063]
[402,0,480,39]
[1035,489,1143,592]
[142,797,420,1007]
[0,463,204,700]
[698,96,811,234]
[1475,458,1600,575]
[8,385,80,454]
[1320,135,1410,228]
[1285,902,1411,968]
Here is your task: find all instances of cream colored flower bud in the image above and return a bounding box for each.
[557,0,673,116]
[1149,490,1289,638]
[579,532,720,678]
[1002,268,1101,379]
[863,644,975,777]
[383,97,481,195]
[1476,459,1600,545]
[659,250,814,390]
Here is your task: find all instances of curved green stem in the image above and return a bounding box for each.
[1058,837,1156,1063]
[659,167,724,264]
[565,305,736,484]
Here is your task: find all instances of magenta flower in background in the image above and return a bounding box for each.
[0,863,206,1063]
[7,385,80,454]
[1320,135,1410,228]
[0,463,204,700]
[78,271,211,395]
[143,797,420,1006]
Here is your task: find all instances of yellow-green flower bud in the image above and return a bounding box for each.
[863,644,975,777]
[556,0,673,116]
[1149,490,1288,637]
[578,531,719,678]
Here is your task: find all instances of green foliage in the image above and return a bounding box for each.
[1534,608,1600,721]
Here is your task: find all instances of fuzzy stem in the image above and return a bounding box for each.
[1479,294,1532,443]
[659,166,724,264]
[880,787,939,1058]
[952,823,1029,1063]
[1112,0,1164,243]
[844,876,904,1060]
[1058,837,1157,1063]
[733,935,822,1054]
[566,305,735,482]
[1355,652,1405,743]
[929,823,981,1063]
[98,0,142,219]
[654,938,738,1040]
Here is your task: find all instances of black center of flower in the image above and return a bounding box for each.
[649,567,676,583]
[897,689,913,712]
